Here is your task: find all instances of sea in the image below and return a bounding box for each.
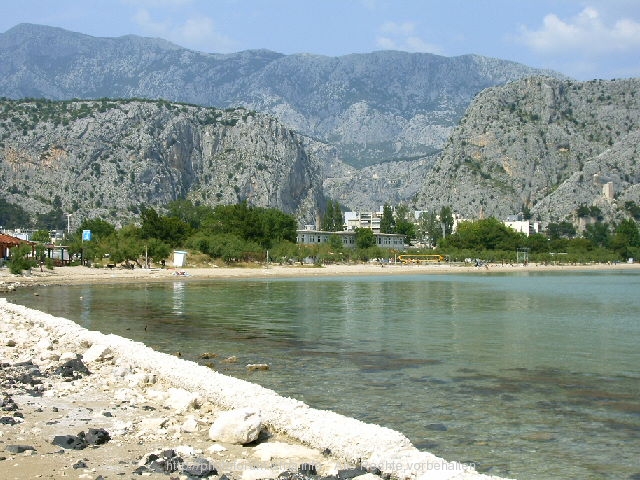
[9,269,640,479]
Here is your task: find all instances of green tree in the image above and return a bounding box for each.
[610,219,640,259]
[624,201,640,221]
[526,233,550,253]
[8,244,36,274]
[321,199,343,231]
[354,227,376,249]
[394,204,415,243]
[418,211,442,246]
[31,230,51,243]
[439,206,454,238]
[77,218,116,240]
[583,221,610,248]
[200,202,296,249]
[442,217,523,251]
[140,207,191,247]
[328,234,343,252]
[0,198,30,228]
[145,238,171,264]
[166,199,213,230]
[380,204,396,233]
[547,221,576,239]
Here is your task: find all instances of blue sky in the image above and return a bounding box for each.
[1,0,639,80]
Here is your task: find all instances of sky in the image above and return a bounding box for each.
[1,0,640,81]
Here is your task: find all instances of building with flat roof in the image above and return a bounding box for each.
[296,229,406,251]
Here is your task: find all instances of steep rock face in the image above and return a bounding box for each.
[0,24,563,174]
[416,77,640,222]
[0,99,323,225]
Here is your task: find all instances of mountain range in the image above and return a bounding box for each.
[1,23,638,227]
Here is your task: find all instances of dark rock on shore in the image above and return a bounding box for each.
[53,357,91,379]
[5,444,36,454]
[52,434,88,450]
[0,416,20,425]
[84,428,111,445]
[182,457,217,477]
[1,360,45,395]
[337,466,369,479]
[52,428,111,450]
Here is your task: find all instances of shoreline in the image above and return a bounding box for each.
[1,261,639,290]
[0,298,507,480]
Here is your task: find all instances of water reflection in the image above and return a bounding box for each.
[172,282,186,315]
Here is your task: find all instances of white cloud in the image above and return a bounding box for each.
[376,21,442,54]
[518,6,640,55]
[380,21,416,37]
[132,8,236,52]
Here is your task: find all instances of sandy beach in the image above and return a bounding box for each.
[1,260,639,290]
[1,261,637,479]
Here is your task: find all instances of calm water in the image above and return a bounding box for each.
[9,270,640,479]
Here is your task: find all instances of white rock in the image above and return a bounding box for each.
[352,475,380,480]
[59,351,79,362]
[164,387,200,412]
[82,344,112,363]
[124,372,154,387]
[207,444,227,454]
[181,415,199,433]
[110,421,133,436]
[39,350,60,362]
[241,468,280,480]
[252,441,321,462]
[208,408,262,445]
[138,417,169,433]
[114,388,139,403]
[174,445,197,457]
[36,338,52,350]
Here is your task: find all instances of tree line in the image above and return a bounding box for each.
[6,198,640,272]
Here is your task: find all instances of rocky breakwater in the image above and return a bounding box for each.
[0,298,511,480]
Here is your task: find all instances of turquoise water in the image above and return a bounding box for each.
[9,270,640,479]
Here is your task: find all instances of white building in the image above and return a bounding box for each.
[504,215,542,236]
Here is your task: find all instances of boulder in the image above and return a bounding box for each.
[208,408,262,444]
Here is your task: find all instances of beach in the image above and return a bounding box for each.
[1,261,638,479]
[1,261,639,290]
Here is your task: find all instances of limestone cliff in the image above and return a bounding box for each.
[0,99,323,226]
[416,77,640,223]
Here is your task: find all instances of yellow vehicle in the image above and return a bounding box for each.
[398,254,446,264]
